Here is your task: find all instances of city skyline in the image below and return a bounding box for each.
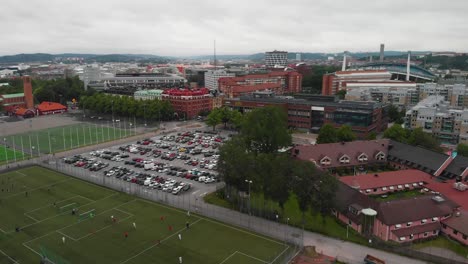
[1,0,468,56]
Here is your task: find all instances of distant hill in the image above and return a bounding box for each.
[0,53,171,64]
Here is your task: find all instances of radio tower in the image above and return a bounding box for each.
[214,39,217,70]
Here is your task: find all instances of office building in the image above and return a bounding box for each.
[265,50,288,68]
[223,92,388,138]
[345,82,418,108]
[103,73,187,95]
[204,70,235,91]
[218,71,302,98]
[134,89,164,100]
[322,70,392,95]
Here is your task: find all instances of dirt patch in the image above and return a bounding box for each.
[290,246,337,264]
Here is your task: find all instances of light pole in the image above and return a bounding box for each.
[245,179,252,215]
[144,102,147,127]
[3,138,8,165]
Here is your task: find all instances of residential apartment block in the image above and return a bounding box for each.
[161,88,212,119]
[322,70,392,96]
[204,70,235,91]
[265,50,288,68]
[405,96,468,145]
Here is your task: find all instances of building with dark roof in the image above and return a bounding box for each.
[292,139,389,171]
[103,73,187,95]
[334,182,459,243]
[223,92,389,138]
[441,211,468,245]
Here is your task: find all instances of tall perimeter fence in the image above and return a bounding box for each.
[1,156,302,264]
[1,155,467,264]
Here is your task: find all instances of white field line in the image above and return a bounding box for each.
[269,245,290,264]
[237,251,269,263]
[0,248,19,263]
[15,171,27,177]
[56,230,77,242]
[134,199,202,221]
[23,213,40,223]
[12,193,118,233]
[201,217,287,247]
[219,251,238,264]
[75,213,133,241]
[59,203,76,210]
[120,218,203,264]
[23,199,137,255]
[25,195,80,214]
[0,227,7,234]
[3,178,72,199]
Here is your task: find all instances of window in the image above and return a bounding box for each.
[410,234,414,239]
[382,187,388,191]
[421,219,427,224]
[406,222,412,227]
[366,189,372,193]
[432,217,439,222]
[453,230,458,235]
[399,237,406,241]
[463,235,467,240]
[424,232,428,237]
[433,230,438,235]
[442,224,447,229]
[395,224,401,229]
[389,186,395,190]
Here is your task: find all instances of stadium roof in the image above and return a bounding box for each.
[353,62,436,80]
[1,93,24,98]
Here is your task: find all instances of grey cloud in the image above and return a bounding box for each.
[1,0,468,56]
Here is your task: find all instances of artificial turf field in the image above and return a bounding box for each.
[3,123,131,157]
[0,166,289,264]
[0,146,25,164]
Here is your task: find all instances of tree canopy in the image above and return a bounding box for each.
[316,124,338,144]
[337,125,356,142]
[241,106,292,154]
[383,124,409,142]
[218,106,337,217]
[456,143,468,157]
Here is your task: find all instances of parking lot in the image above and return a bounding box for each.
[62,129,230,198]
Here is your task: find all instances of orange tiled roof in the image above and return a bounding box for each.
[37,101,67,111]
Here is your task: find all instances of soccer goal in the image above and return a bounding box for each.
[78,209,95,222]
[59,203,77,213]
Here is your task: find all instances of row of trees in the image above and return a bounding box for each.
[383,124,443,152]
[79,93,174,121]
[316,124,364,144]
[218,106,338,220]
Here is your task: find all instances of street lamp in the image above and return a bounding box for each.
[144,102,147,127]
[245,179,253,215]
[3,138,8,164]
[111,100,114,123]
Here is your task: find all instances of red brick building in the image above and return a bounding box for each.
[1,76,35,115]
[162,88,212,119]
[218,71,302,98]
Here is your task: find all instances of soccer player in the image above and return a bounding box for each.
[186,222,190,229]
[178,233,182,240]
[124,232,128,239]
[186,211,190,217]
[179,256,183,264]
[62,236,66,244]
[133,222,136,229]
[168,225,173,231]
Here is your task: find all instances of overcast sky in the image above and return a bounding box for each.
[1,0,467,56]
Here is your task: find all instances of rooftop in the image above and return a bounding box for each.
[442,211,468,235]
[340,170,430,190]
[388,140,449,173]
[0,93,24,99]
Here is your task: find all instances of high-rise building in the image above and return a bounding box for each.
[265,50,288,68]
[204,70,235,91]
[380,44,385,62]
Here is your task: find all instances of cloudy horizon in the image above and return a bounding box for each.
[1,0,468,56]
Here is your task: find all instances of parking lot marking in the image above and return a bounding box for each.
[200,192,207,197]
[191,190,200,195]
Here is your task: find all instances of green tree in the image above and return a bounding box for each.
[241,106,291,154]
[205,108,222,131]
[408,127,442,152]
[337,125,356,142]
[316,124,338,144]
[290,160,318,225]
[456,143,468,157]
[383,124,409,143]
[366,132,377,140]
[229,110,243,130]
[388,105,405,124]
[336,90,346,100]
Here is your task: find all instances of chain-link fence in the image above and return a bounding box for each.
[36,158,302,264]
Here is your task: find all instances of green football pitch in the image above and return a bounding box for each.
[0,166,290,264]
[0,146,25,164]
[2,123,132,158]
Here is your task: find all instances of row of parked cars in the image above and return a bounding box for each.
[103,166,192,195]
